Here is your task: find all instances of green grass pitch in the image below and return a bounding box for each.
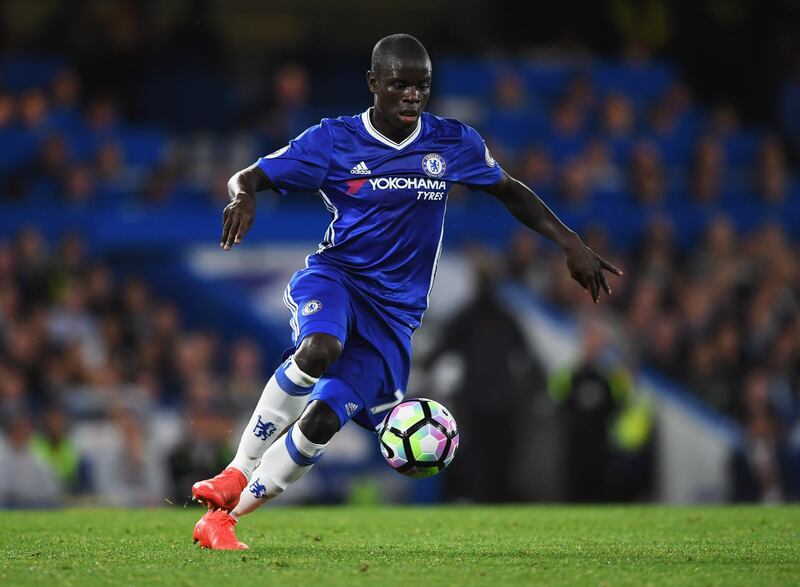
[2,506,799,586]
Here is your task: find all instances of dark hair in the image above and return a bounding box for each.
[371,34,430,73]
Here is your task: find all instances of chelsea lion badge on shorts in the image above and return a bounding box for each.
[265,145,289,159]
[302,299,323,316]
[422,153,446,178]
[484,144,496,167]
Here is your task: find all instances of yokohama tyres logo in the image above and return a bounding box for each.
[345,176,447,197]
[368,177,446,190]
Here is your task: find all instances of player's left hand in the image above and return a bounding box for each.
[562,236,623,303]
[220,193,256,250]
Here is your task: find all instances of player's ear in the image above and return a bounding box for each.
[366,70,378,94]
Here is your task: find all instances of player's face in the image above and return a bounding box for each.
[368,61,431,133]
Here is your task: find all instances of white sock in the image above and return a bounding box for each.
[228,358,318,479]
[231,423,327,518]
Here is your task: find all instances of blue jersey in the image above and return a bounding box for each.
[256,108,503,330]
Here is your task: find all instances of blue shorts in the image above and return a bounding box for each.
[283,265,412,431]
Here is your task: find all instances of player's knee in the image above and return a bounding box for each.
[297,400,340,444]
[294,333,342,378]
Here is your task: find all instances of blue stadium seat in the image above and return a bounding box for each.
[590,61,676,102]
[436,58,504,99]
[0,56,67,91]
[119,129,167,169]
[519,61,575,101]
[722,131,762,166]
[0,128,39,170]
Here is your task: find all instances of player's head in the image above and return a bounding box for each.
[367,34,431,132]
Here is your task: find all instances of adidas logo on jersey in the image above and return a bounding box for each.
[350,161,371,175]
[345,402,360,416]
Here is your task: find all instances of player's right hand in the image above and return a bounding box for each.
[221,192,256,250]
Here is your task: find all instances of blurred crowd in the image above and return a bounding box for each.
[0,228,265,507]
[1,58,798,244]
[456,68,800,250]
[0,66,244,209]
[507,215,800,500]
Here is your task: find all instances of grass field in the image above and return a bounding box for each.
[2,506,799,586]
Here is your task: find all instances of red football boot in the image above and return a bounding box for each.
[193,509,249,550]
[192,467,247,511]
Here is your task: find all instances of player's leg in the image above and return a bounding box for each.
[227,296,412,515]
[191,333,342,511]
[230,398,340,516]
[193,380,357,550]
[228,333,341,476]
[192,271,348,511]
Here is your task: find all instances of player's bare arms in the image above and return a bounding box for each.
[220,164,271,250]
[486,170,623,303]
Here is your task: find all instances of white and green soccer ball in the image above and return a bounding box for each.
[378,398,459,478]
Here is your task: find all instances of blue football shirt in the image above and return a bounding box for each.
[256,108,503,329]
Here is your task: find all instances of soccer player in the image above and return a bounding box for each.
[192,34,622,549]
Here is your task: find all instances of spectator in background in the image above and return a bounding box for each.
[755,137,800,237]
[732,369,791,502]
[646,84,695,164]
[426,253,545,502]
[757,136,790,204]
[49,68,82,131]
[88,407,165,507]
[688,216,737,279]
[0,417,62,507]
[517,146,555,195]
[506,230,550,293]
[642,313,682,379]
[85,95,121,137]
[549,319,653,502]
[563,74,597,115]
[27,134,70,202]
[600,92,636,162]
[691,135,725,203]
[0,90,15,129]
[766,328,800,428]
[558,156,593,209]
[628,142,665,204]
[19,89,50,135]
[0,364,28,424]
[168,407,235,505]
[548,97,587,163]
[30,406,86,494]
[95,141,136,201]
[625,278,664,359]
[485,71,543,157]
[47,279,99,350]
[259,63,313,148]
[225,338,265,414]
[14,227,50,306]
[62,165,97,205]
[583,139,624,195]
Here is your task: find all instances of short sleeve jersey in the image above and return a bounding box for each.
[257,109,503,329]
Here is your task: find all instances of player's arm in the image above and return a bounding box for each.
[486,170,623,303]
[221,164,273,250]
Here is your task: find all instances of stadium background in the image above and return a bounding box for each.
[1,0,799,507]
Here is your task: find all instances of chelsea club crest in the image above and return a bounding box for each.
[302,299,323,316]
[422,153,446,178]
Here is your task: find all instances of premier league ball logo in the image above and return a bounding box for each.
[422,153,446,178]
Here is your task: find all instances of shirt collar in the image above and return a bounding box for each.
[361,108,422,150]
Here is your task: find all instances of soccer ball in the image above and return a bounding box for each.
[379,398,459,478]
